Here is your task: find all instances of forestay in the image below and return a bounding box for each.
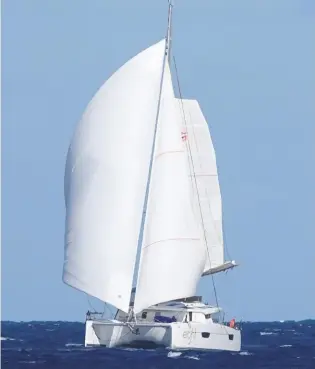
[63,40,166,313]
[133,64,206,314]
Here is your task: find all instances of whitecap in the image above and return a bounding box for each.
[18,361,36,364]
[260,332,276,336]
[167,351,182,358]
[118,347,156,352]
[239,351,253,356]
[65,343,83,347]
[1,337,15,341]
[185,355,199,360]
[280,344,292,348]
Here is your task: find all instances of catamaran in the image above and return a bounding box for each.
[63,1,241,352]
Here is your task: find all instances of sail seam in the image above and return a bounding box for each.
[155,149,184,159]
[143,237,199,250]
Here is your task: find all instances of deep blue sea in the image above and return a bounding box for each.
[1,320,314,368]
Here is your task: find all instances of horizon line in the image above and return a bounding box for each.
[2,318,315,324]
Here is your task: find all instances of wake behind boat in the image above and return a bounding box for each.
[63,1,241,352]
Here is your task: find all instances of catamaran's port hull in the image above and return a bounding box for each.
[85,319,241,352]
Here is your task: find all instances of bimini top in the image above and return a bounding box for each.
[143,301,222,315]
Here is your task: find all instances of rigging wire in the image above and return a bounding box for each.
[172,55,220,309]
[103,302,115,319]
[86,295,97,312]
[86,296,114,319]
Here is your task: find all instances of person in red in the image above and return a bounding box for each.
[229,318,236,328]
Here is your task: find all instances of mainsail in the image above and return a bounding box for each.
[63,40,166,313]
[133,64,206,314]
[178,99,237,275]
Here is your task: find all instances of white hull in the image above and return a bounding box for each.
[85,319,241,352]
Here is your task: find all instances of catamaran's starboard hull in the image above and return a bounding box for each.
[85,319,241,352]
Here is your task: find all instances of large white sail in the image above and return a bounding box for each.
[63,40,166,313]
[178,99,224,271]
[133,64,206,314]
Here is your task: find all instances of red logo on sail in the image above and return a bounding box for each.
[181,131,188,141]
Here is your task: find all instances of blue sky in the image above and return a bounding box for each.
[2,0,315,322]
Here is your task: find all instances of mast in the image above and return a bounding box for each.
[166,0,173,62]
[128,1,174,318]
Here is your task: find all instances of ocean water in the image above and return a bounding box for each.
[1,320,314,368]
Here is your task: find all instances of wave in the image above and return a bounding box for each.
[167,351,182,358]
[65,343,83,347]
[185,355,200,360]
[167,351,200,360]
[239,351,253,356]
[1,337,15,341]
[260,332,277,336]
